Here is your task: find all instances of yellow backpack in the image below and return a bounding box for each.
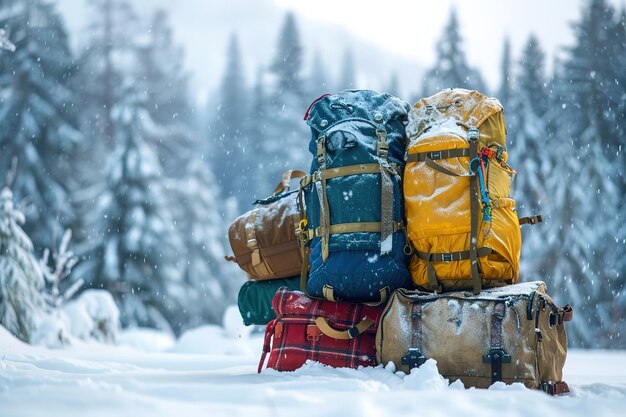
[404,89,535,294]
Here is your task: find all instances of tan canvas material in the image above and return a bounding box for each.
[227,170,305,280]
[404,89,522,294]
[376,282,572,392]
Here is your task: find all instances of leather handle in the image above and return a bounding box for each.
[313,316,375,340]
[272,169,307,196]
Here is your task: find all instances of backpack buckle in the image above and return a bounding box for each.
[467,127,479,142]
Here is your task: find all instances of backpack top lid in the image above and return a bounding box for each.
[407,89,506,149]
[305,89,411,133]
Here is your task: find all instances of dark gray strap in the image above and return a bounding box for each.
[468,127,482,295]
[482,302,511,384]
[407,148,471,177]
[406,148,470,163]
[401,303,427,369]
[519,214,542,225]
[415,247,493,293]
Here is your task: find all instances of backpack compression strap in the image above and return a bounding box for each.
[310,131,398,262]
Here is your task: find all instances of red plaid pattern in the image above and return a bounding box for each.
[258,288,384,373]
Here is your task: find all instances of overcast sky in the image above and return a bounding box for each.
[56,0,623,102]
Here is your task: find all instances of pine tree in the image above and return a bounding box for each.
[509,35,551,281]
[308,51,331,98]
[73,87,187,333]
[387,72,401,97]
[166,158,241,328]
[421,9,486,96]
[338,49,356,90]
[75,0,138,149]
[0,187,47,342]
[266,12,309,189]
[544,0,625,347]
[0,0,82,255]
[209,32,250,207]
[134,9,194,178]
[270,12,303,98]
[498,38,513,109]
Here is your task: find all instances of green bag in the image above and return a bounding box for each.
[237,277,300,326]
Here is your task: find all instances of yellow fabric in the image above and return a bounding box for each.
[405,89,521,290]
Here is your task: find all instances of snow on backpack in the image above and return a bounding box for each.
[226,170,305,280]
[404,88,539,294]
[298,90,413,304]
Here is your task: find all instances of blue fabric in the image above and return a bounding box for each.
[303,90,412,302]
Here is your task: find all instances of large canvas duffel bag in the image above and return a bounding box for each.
[227,170,305,280]
[237,277,300,326]
[376,281,573,394]
[258,288,385,373]
[299,90,412,303]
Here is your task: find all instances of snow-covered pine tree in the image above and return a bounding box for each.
[134,9,195,178]
[208,32,251,209]
[421,9,486,96]
[508,35,552,282]
[386,72,401,97]
[0,0,82,255]
[74,0,138,150]
[497,38,513,109]
[166,158,242,329]
[337,48,356,90]
[544,0,625,347]
[74,87,187,334]
[308,51,331,98]
[266,12,310,189]
[0,187,47,342]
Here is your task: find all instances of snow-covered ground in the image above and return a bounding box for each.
[1,314,625,417]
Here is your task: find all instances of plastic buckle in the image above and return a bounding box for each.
[347,327,359,339]
[468,127,479,142]
[429,151,441,160]
[401,348,427,369]
[306,325,323,342]
[442,253,453,262]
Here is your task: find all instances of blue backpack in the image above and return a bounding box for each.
[298,90,412,303]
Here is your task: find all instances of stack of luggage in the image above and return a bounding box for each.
[226,88,573,395]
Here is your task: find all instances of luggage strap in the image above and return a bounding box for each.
[321,285,389,306]
[540,381,570,396]
[401,303,427,369]
[414,247,493,293]
[301,220,405,241]
[312,129,397,262]
[257,320,275,373]
[314,316,375,340]
[483,302,511,384]
[245,210,273,278]
[519,214,542,226]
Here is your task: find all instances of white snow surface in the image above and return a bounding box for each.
[1,318,625,417]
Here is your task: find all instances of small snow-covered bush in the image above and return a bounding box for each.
[63,290,120,344]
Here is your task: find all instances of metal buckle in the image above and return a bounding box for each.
[442,253,453,262]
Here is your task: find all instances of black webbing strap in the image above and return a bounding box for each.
[407,148,471,177]
[401,303,427,369]
[519,214,542,226]
[467,127,482,295]
[482,302,511,384]
[406,148,470,163]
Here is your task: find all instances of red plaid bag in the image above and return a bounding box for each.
[257,288,384,373]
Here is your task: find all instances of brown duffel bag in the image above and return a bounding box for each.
[227,170,305,280]
[376,281,573,394]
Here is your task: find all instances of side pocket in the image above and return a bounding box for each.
[480,197,521,281]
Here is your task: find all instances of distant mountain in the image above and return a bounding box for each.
[56,0,424,103]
